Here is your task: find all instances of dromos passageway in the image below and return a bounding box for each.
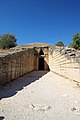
[0,71,80,120]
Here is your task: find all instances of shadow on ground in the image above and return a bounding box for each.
[0,116,5,120]
[0,71,48,100]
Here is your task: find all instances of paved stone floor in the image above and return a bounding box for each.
[0,71,80,120]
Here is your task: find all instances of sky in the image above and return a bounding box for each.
[0,0,80,46]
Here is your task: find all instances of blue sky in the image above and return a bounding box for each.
[0,0,80,46]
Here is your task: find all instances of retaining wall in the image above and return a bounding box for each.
[0,48,35,85]
[0,46,80,85]
[49,48,80,82]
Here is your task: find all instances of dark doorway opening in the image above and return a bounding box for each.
[38,49,44,70]
[38,57,44,70]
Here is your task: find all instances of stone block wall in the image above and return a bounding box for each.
[0,45,80,85]
[49,48,80,82]
[0,48,35,85]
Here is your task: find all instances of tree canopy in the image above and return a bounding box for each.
[55,41,64,47]
[72,32,80,50]
[0,33,17,49]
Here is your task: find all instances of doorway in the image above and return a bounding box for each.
[38,49,44,70]
[38,57,44,70]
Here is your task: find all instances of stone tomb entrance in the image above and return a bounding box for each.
[38,49,44,70]
[34,47,49,70]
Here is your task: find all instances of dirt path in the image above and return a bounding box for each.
[0,71,80,120]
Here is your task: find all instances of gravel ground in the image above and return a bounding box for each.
[0,71,80,120]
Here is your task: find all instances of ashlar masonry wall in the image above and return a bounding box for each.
[0,48,35,85]
[49,47,80,82]
[0,45,80,85]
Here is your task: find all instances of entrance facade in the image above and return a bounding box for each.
[34,47,49,70]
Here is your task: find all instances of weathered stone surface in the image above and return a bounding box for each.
[0,48,35,85]
[0,42,80,85]
[49,47,80,82]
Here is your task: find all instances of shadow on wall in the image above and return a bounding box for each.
[0,71,49,100]
[0,116,5,120]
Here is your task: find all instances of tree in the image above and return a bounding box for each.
[72,32,80,50]
[56,41,64,47]
[0,33,17,49]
